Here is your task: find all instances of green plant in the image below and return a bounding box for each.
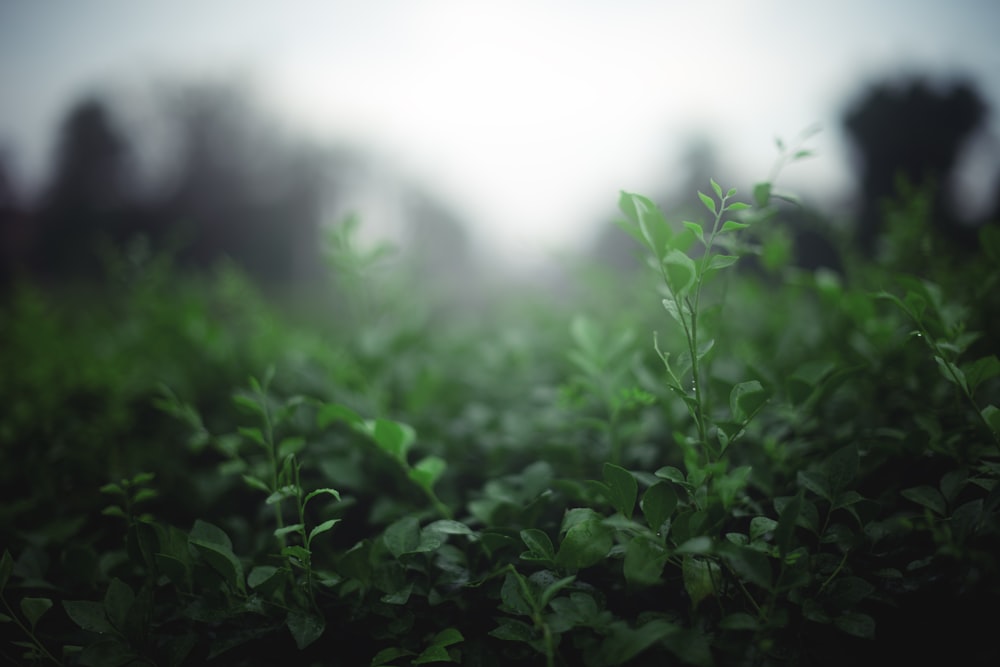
[4,133,1000,666]
[1,550,62,666]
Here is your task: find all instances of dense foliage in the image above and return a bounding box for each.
[2,148,999,666]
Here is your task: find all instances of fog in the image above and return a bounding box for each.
[2,0,999,278]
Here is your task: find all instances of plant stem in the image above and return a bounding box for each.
[258,386,286,545]
[1,597,62,666]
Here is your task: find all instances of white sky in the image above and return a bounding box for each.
[2,0,999,270]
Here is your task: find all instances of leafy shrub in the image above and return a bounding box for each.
[2,139,998,666]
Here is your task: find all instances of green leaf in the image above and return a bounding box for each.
[797,470,831,501]
[371,419,416,464]
[500,572,533,616]
[663,249,697,297]
[682,556,720,606]
[661,296,686,326]
[103,578,135,633]
[720,612,759,631]
[237,426,266,448]
[304,487,341,508]
[429,627,464,649]
[274,524,305,539]
[834,612,875,639]
[753,182,772,207]
[718,542,773,591]
[825,575,874,609]
[308,519,341,544]
[602,463,638,519]
[265,485,299,505]
[371,647,415,666]
[711,178,723,198]
[189,521,244,593]
[242,475,271,493]
[623,536,667,587]
[730,380,768,423]
[131,471,155,486]
[490,617,535,642]
[788,360,836,401]
[537,573,577,609]
[278,436,307,459]
[705,254,740,273]
[232,393,265,417]
[965,355,1000,393]
[247,565,279,589]
[601,619,679,665]
[63,600,113,634]
[131,488,158,504]
[555,513,614,570]
[619,191,672,259]
[902,486,947,515]
[934,356,969,393]
[724,201,751,212]
[99,482,126,497]
[316,402,364,429]
[384,516,421,558]
[983,405,1000,436]
[282,545,311,567]
[634,194,672,259]
[641,482,679,534]
[676,536,713,554]
[520,529,556,563]
[654,467,687,485]
[413,645,454,664]
[824,445,859,497]
[749,516,778,542]
[20,597,52,630]
[409,456,446,494]
[425,520,475,536]
[683,221,706,248]
[720,220,750,232]
[101,505,128,519]
[774,492,803,556]
[698,191,717,215]
[286,608,325,649]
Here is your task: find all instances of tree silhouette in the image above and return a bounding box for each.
[843,76,988,254]
[32,96,136,278]
[0,152,28,286]
[151,82,328,283]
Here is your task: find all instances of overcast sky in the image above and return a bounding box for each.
[2,0,999,269]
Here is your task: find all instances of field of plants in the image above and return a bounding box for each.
[2,149,999,666]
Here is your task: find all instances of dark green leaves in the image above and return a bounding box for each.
[369,418,416,465]
[641,482,679,534]
[730,380,769,423]
[286,609,325,649]
[520,529,556,565]
[189,520,245,593]
[556,509,614,571]
[798,445,859,505]
[600,463,637,519]
[617,191,673,261]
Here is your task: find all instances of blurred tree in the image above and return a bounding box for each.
[32,96,136,278]
[843,76,988,255]
[151,82,328,284]
[0,151,30,287]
